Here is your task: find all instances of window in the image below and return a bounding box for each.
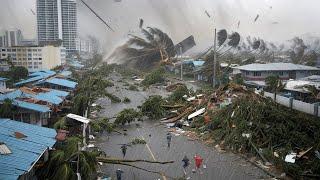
[253,72,261,76]
[278,71,284,76]
[245,71,250,75]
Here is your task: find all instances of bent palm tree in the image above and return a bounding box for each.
[265,75,285,101]
[108,27,176,70]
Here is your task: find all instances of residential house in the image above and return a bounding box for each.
[35,77,78,91]
[0,119,56,180]
[233,63,320,81]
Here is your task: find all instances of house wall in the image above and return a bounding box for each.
[241,70,320,81]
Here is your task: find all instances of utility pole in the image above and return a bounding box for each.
[180,45,183,81]
[213,28,217,88]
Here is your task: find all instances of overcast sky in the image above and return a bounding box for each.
[1,0,320,54]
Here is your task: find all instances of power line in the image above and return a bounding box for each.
[79,0,115,32]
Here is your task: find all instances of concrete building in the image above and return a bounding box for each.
[233,63,320,81]
[76,37,92,54]
[37,0,77,54]
[0,29,23,47]
[0,46,66,71]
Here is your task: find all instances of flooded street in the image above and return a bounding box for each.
[94,72,269,180]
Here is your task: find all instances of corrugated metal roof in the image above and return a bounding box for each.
[15,70,56,86]
[29,70,56,77]
[0,77,8,81]
[0,119,56,180]
[12,100,51,113]
[0,90,23,101]
[14,76,46,86]
[48,89,70,97]
[45,78,78,89]
[234,63,320,71]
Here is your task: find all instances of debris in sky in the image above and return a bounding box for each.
[79,0,115,32]
[205,10,211,18]
[254,14,260,22]
[217,29,227,46]
[252,40,261,49]
[30,9,35,15]
[237,21,240,28]
[269,6,273,9]
[139,18,144,29]
[228,32,240,47]
[175,35,196,54]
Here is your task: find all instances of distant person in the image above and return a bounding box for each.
[166,133,172,148]
[194,154,203,174]
[116,168,124,180]
[182,155,190,175]
[120,144,128,158]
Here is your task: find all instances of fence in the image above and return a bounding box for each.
[263,92,320,117]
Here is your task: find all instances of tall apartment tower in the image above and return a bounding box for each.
[37,0,77,54]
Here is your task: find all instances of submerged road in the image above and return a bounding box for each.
[94,72,269,179]
[96,121,268,180]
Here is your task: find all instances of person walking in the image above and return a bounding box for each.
[166,133,172,148]
[120,144,128,158]
[116,168,124,180]
[194,154,203,174]
[182,155,190,175]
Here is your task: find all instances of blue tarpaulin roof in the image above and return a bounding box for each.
[44,78,78,89]
[12,100,51,113]
[0,119,56,180]
[0,77,8,81]
[14,70,56,86]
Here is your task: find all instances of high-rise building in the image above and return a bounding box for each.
[76,37,92,54]
[37,0,77,54]
[0,29,23,47]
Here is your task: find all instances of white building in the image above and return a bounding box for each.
[0,46,66,71]
[76,37,92,54]
[37,0,77,54]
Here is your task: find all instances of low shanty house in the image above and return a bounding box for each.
[65,114,91,145]
[14,70,56,87]
[0,87,69,126]
[35,77,78,92]
[0,118,57,180]
[232,63,320,81]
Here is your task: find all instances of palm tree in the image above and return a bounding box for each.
[265,75,285,101]
[108,27,176,70]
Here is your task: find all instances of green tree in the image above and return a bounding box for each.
[140,95,165,119]
[10,66,28,82]
[265,75,285,101]
[115,108,141,125]
[0,99,13,118]
[108,27,175,70]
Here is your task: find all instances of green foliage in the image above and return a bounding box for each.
[105,92,121,103]
[91,118,115,133]
[0,99,13,118]
[167,85,189,103]
[142,67,166,86]
[115,108,141,125]
[53,117,67,130]
[123,97,131,103]
[128,84,139,91]
[130,138,147,145]
[140,95,165,119]
[38,137,98,180]
[72,94,89,116]
[233,74,244,85]
[10,66,28,82]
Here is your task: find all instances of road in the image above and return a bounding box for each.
[96,121,268,180]
[94,72,269,179]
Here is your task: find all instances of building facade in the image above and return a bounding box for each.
[37,0,77,54]
[0,46,65,71]
[233,63,320,81]
[75,37,92,54]
[0,29,23,47]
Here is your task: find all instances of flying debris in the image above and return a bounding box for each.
[237,21,240,28]
[30,9,36,15]
[205,10,211,18]
[269,6,273,9]
[228,32,241,47]
[252,40,261,50]
[175,35,196,54]
[139,19,144,29]
[217,29,227,47]
[79,0,115,32]
[254,14,260,22]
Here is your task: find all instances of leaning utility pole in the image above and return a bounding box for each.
[213,28,217,88]
[180,45,183,81]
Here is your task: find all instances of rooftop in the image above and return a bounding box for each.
[0,77,8,82]
[234,63,320,71]
[43,78,78,89]
[0,119,56,180]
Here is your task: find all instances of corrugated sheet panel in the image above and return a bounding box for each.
[0,119,56,179]
[45,78,78,89]
[12,100,51,113]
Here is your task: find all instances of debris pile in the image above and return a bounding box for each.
[157,82,320,178]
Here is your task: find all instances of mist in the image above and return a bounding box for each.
[1,0,320,56]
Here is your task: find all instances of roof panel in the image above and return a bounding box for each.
[234,63,320,71]
[0,119,56,179]
[45,78,78,89]
[12,100,51,113]
[67,113,90,124]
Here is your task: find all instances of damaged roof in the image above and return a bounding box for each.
[0,119,56,180]
[43,78,78,89]
[234,63,320,71]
